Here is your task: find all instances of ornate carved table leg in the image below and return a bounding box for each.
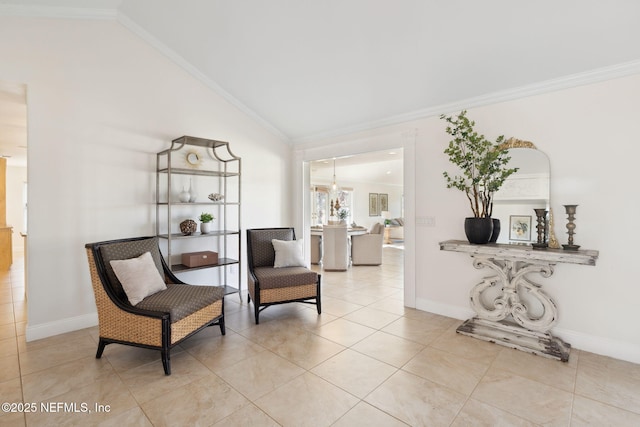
[440,240,598,361]
[456,255,571,361]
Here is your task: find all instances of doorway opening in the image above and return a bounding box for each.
[0,79,28,334]
[306,148,405,300]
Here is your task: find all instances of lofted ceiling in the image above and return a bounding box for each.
[116,0,640,142]
[2,0,640,168]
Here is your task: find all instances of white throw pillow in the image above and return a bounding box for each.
[110,251,167,305]
[272,239,305,268]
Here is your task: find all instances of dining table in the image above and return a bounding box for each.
[310,226,368,236]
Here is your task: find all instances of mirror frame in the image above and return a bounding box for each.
[498,137,537,151]
[497,137,560,249]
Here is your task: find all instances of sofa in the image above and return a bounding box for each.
[384,218,404,243]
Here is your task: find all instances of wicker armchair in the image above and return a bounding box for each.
[246,228,321,324]
[85,236,225,375]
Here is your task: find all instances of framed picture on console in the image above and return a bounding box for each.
[369,193,379,216]
[509,215,532,241]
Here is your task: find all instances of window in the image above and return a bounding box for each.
[312,186,353,225]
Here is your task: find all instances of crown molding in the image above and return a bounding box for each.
[116,12,290,144]
[292,59,640,145]
[0,5,117,19]
[4,6,639,146]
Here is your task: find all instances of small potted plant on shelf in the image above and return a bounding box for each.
[199,212,215,234]
[441,110,518,244]
[337,208,349,225]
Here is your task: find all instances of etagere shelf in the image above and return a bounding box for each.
[156,136,241,296]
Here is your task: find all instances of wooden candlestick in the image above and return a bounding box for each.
[532,208,548,249]
[562,204,580,250]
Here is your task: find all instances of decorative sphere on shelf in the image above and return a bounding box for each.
[179,219,197,235]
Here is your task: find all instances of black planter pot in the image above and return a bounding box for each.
[464,217,494,244]
[489,218,501,243]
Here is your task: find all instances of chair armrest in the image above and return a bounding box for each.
[352,233,383,247]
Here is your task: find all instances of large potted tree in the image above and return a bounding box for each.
[441,110,518,244]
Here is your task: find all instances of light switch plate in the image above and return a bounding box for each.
[416,216,436,227]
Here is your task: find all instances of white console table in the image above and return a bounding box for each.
[439,240,599,361]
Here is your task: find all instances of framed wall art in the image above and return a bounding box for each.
[509,215,532,241]
[379,193,388,212]
[369,193,379,216]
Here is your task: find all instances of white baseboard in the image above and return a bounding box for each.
[415,297,474,322]
[415,297,640,365]
[553,327,640,365]
[25,312,98,342]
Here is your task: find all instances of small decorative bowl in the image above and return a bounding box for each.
[208,193,224,202]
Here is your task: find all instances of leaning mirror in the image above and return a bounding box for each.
[492,138,557,246]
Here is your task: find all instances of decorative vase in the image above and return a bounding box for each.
[178,187,191,203]
[464,217,493,244]
[489,218,500,243]
[188,178,197,203]
[547,208,561,249]
[200,222,212,234]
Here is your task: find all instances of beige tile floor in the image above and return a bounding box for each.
[2,247,640,426]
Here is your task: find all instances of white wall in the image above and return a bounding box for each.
[350,181,402,229]
[301,73,640,364]
[0,17,291,340]
[310,176,402,229]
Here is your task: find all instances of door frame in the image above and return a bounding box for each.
[293,129,416,308]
